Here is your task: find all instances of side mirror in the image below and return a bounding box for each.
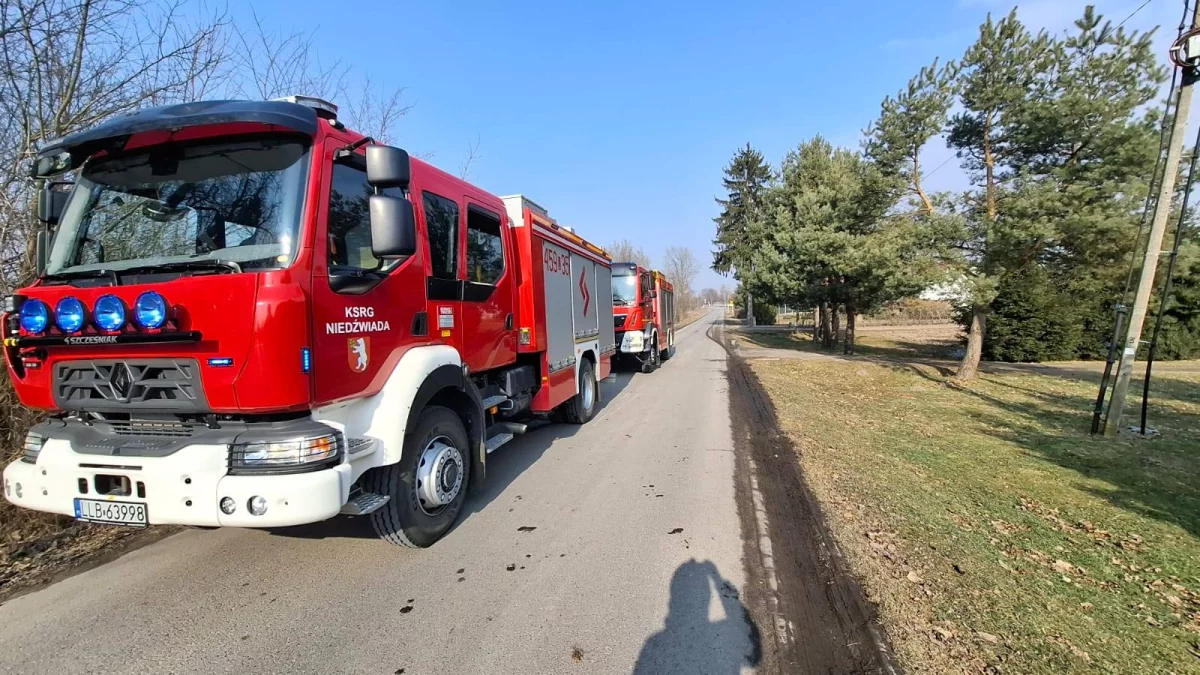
[365,145,411,189]
[649,290,658,299]
[37,183,69,225]
[34,229,50,276]
[369,194,417,258]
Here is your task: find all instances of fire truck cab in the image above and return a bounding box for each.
[611,263,674,373]
[1,97,614,547]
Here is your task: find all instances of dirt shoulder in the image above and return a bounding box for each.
[714,321,899,673]
[0,519,178,604]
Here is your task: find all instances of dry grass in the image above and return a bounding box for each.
[0,377,159,599]
[752,358,1200,674]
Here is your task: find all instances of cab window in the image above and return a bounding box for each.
[327,162,401,272]
[466,207,504,284]
[423,192,459,280]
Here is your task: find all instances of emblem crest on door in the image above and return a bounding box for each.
[348,337,370,372]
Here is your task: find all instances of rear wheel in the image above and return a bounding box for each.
[367,406,470,548]
[562,358,598,424]
[661,329,674,361]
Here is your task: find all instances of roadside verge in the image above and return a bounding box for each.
[711,320,900,673]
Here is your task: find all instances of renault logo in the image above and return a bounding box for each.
[106,362,135,402]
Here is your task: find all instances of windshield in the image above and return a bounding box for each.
[613,274,638,306]
[45,137,311,276]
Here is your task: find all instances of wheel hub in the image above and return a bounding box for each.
[582,370,596,410]
[416,436,464,513]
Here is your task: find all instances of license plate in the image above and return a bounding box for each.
[73,498,148,527]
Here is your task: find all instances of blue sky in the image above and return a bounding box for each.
[231,0,1180,291]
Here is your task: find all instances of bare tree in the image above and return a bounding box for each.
[608,238,652,268]
[458,134,481,179]
[229,12,410,143]
[341,76,412,144]
[663,246,700,316]
[0,0,228,296]
[230,9,346,102]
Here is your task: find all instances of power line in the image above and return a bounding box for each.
[1092,0,1193,434]
[920,154,956,181]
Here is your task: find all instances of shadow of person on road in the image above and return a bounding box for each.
[634,559,762,675]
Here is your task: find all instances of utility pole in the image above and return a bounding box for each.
[1105,16,1200,435]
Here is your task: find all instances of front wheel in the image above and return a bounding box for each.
[562,358,598,424]
[641,336,659,374]
[366,406,470,548]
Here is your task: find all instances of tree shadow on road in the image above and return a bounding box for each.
[633,559,762,675]
[266,372,634,541]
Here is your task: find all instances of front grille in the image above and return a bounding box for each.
[614,315,627,329]
[53,359,208,412]
[108,420,196,438]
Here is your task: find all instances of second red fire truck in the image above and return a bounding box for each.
[611,263,674,372]
[2,96,615,547]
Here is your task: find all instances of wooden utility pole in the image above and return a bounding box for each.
[1105,19,1199,435]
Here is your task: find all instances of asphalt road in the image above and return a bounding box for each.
[0,309,762,675]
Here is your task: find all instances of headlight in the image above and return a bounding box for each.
[228,432,342,472]
[21,431,46,464]
[133,291,167,329]
[55,296,86,333]
[18,299,49,334]
[93,295,126,332]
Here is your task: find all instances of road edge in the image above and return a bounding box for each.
[0,525,181,605]
[711,319,902,674]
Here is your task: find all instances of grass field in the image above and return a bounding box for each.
[750,358,1200,674]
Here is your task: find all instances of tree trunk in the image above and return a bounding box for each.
[830,305,841,350]
[957,309,987,381]
[844,306,856,355]
[813,304,822,342]
[912,153,935,214]
[820,301,833,349]
[983,110,997,222]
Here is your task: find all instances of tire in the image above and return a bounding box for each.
[562,358,598,424]
[366,406,470,548]
[660,329,674,361]
[641,335,659,374]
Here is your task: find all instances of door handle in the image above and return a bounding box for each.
[505,313,514,330]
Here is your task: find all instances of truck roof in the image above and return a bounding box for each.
[35,100,319,174]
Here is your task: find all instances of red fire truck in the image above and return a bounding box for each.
[1,96,616,547]
[611,263,674,372]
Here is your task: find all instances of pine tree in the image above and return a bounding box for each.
[713,144,773,276]
[948,8,1164,376]
[946,10,1054,380]
[864,58,958,213]
[752,138,938,352]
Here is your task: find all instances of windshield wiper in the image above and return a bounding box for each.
[42,269,119,285]
[123,259,243,275]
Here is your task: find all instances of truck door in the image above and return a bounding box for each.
[310,138,426,403]
[459,202,516,373]
[420,190,463,356]
[639,270,655,337]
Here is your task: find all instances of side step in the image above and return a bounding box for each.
[481,395,509,410]
[485,432,514,454]
[483,421,529,454]
[339,491,390,516]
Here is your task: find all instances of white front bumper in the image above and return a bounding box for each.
[619,329,649,353]
[3,439,350,528]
